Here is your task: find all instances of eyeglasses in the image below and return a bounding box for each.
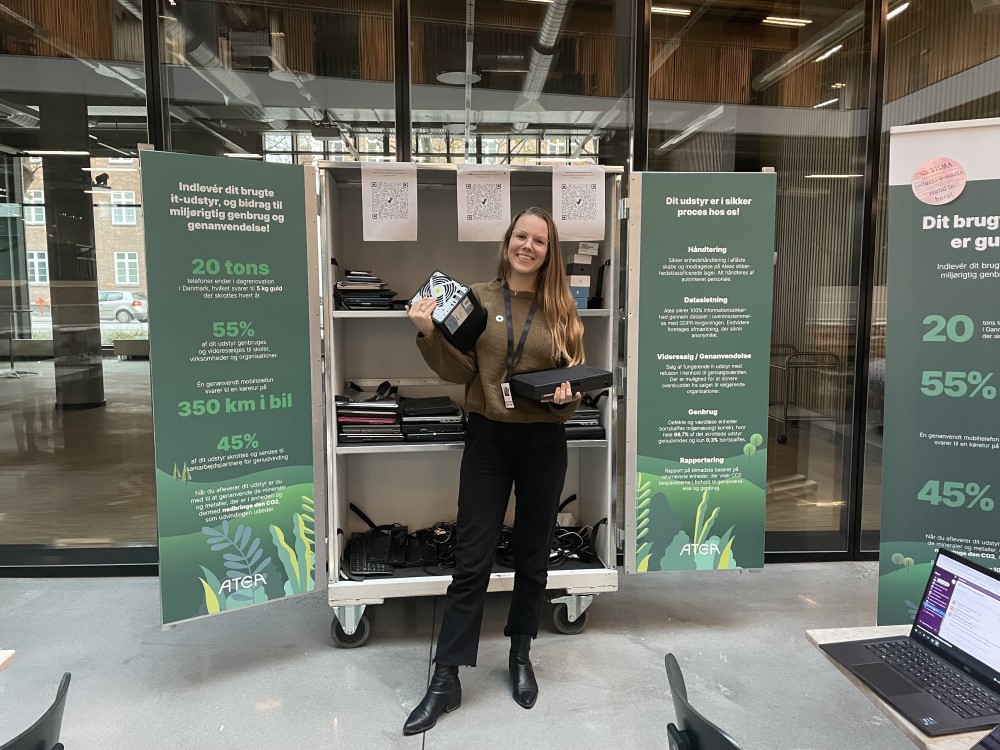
[511,229,549,251]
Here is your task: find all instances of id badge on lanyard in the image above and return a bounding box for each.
[500,285,538,409]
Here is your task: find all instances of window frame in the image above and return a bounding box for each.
[114,251,140,286]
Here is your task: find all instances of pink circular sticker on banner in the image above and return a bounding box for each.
[911,157,967,205]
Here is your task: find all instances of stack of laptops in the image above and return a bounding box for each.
[334,269,404,311]
[821,547,1000,736]
[566,405,603,440]
[335,388,403,444]
[400,396,465,443]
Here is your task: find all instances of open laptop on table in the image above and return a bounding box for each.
[822,548,1000,736]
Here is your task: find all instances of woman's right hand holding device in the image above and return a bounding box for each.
[407,297,438,337]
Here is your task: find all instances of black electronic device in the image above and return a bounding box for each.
[410,270,487,353]
[347,536,393,576]
[344,504,408,575]
[821,548,1000,736]
[509,364,614,402]
[401,396,460,417]
[588,259,610,309]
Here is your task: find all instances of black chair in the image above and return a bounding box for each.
[0,673,71,750]
[665,654,744,750]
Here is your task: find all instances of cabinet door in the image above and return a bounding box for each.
[623,172,776,573]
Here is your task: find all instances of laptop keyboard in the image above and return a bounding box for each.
[865,640,1000,719]
[347,537,392,576]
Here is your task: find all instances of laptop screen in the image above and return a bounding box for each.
[911,549,1000,692]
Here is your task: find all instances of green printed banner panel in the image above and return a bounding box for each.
[632,172,775,572]
[880,122,1000,624]
[141,151,316,625]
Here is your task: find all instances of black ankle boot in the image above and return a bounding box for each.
[403,664,461,735]
[509,635,538,709]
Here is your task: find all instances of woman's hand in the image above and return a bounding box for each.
[406,297,437,337]
[552,380,582,406]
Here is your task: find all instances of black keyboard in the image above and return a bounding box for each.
[865,640,1000,719]
[347,537,393,576]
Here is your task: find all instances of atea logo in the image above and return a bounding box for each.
[219,573,266,593]
[679,543,721,555]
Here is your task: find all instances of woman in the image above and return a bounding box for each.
[403,207,585,735]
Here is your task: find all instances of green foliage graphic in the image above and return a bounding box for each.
[200,520,272,609]
[635,478,653,571]
[268,495,316,594]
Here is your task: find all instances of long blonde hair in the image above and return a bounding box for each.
[496,207,585,366]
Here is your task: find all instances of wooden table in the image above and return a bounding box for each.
[0,650,14,672]
[807,626,991,750]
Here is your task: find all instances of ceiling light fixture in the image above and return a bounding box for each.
[25,150,90,156]
[815,44,843,62]
[437,70,482,85]
[656,105,724,152]
[762,15,813,27]
[813,98,839,109]
[831,82,847,89]
[651,6,691,15]
[804,174,863,179]
[224,153,263,159]
[887,2,910,19]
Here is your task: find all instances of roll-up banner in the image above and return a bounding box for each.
[140,152,323,625]
[625,172,776,572]
[880,119,1000,624]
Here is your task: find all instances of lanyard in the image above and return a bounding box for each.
[503,284,538,381]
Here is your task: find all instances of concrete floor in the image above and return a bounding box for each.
[0,562,912,750]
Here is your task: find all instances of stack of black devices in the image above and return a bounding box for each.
[334,268,404,311]
[565,390,608,440]
[566,405,603,440]
[335,385,403,444]
[400,396,466,443]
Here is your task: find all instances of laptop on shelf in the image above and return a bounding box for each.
[821,548,1000,736]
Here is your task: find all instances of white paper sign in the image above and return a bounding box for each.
[552,166,605,241]
[456,165,511,241]
[361,163,418,241]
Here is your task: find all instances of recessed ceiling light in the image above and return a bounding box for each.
[25,150,90,156]
[436,71,482,85]
[224,153,263,159]
[887,2,910,20]
[762,15,812,27]
[815,44,843,62]
[269,70,316,83]
[831,82,847,89]
[651,6,691,15]
[805,174,863,179]
[94,64,145,80]
[813,98,839,109]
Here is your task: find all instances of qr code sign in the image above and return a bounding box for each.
[371,181,409,220]
[465,183,504,221]
[560,183,597,221]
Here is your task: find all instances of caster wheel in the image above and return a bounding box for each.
[777,434,788,444]
[552,604,589,635]
[332,613,371,648]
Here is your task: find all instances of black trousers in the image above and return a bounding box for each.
[434,413,567,667]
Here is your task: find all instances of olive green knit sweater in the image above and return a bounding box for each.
[416,280,580,423]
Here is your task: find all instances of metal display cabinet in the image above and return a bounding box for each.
[319,163,621,647]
